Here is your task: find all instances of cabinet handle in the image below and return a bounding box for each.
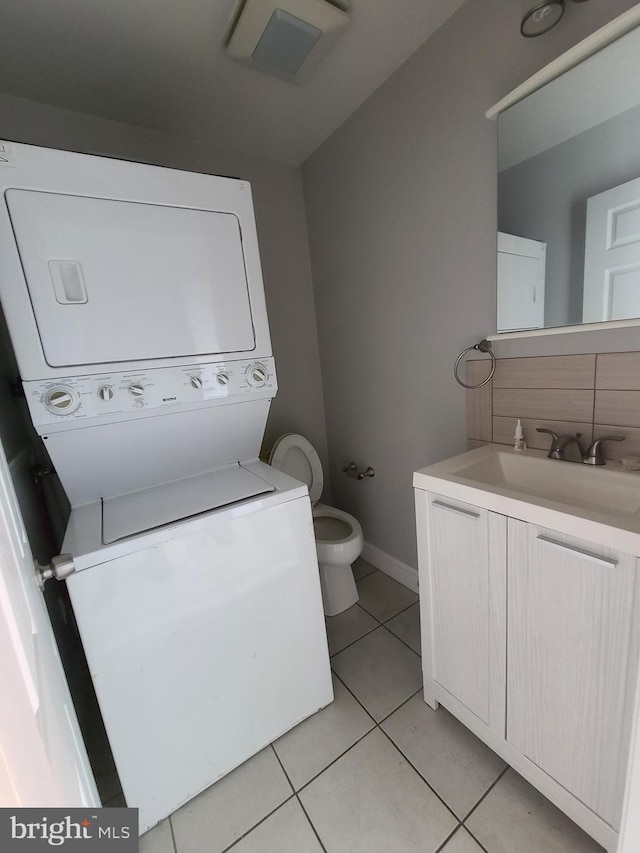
[536,535,617,569]
[431,500,480,520]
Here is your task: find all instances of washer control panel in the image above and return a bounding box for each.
[24,357,276,430]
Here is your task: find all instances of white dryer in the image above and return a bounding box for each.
[0,141,332,831]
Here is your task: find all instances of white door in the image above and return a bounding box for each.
[583,175,640,323]
[0,436,98,807]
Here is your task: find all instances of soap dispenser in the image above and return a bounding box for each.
[514,419,526,452]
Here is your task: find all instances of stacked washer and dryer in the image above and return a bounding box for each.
[0,141,333,831]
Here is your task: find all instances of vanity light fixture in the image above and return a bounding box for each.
[521,0,592,38]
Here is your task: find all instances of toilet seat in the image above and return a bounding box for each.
[269,434,324,504]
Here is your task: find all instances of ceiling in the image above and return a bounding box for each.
[0,0,465,166]
[499,22,640,171]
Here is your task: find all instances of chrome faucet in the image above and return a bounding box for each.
[537,429,585,463]
[536,429,625,464]
[583,435,625,465]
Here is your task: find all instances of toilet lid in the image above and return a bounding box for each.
[269,434,323,504]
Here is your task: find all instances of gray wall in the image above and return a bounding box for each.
[0,92,330,484]
[302,0,640,569]
[499,103,640,328]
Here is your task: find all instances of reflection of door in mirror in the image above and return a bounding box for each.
[497,232,546,332]
[583,175,640,323]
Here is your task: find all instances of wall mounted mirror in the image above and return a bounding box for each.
[496,21,640,335]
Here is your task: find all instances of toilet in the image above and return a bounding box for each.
[269,434,364,617]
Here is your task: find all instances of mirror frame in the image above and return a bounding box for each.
[486,6,640,342]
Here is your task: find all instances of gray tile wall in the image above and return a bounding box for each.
[467,352,640,460]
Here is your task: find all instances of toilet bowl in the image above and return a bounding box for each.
[269,434,363,616]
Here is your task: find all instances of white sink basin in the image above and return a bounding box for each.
[453,449,640,517]
[413,444,640,554]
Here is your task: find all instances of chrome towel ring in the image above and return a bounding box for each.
[454,339,496,389]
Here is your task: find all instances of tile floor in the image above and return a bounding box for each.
[139,560,605,853]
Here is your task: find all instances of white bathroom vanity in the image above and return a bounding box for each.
[414,445,640,853]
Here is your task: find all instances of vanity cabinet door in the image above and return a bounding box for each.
[422,492,506,734]
[507,519,640,828]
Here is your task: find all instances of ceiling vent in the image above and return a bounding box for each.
[226,0,350,84]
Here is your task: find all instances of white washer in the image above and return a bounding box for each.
[62,462,331,832]
[0,142,333,831]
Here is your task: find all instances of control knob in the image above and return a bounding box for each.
[44,386,79,415]
[97,385,114,401]
[216,371,230,386]
[128,383,144,398]
[190,375,203,389]
[247,363,268,386]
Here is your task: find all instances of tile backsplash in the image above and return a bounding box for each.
[467,351,640,460]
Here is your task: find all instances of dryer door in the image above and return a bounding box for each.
[6,190,256,367]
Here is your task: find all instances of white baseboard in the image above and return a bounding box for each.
[361,541,419,594]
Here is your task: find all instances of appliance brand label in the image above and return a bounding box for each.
[0,809,138,850]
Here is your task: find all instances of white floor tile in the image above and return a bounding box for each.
[273,674,374,789]
[140,819,174,853]
[385,602,421,654]
[381,694,506,818]
[299,728,457,853]
[230,799,322,853]
[441,827,485,853]
[353,558,377,581]
[170,748,292,853]
[356,571,419,622]
[325,604,378,655]
[331,627,422,721]
[466,769,605,853]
